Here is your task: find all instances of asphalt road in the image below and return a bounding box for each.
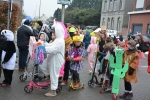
[0,56,149,100]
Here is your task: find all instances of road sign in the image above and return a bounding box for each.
[57,0,71,5]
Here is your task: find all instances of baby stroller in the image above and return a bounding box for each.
[19,56,39,81]
[24,62,65,93]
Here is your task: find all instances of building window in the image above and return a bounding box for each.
[109,0,113,11]
[102,18,105,26]
[136,0,144,9]
[147,24,150,34]
[113,0,117,11]
[104,0,107,12]
[107,18,110,29]
[119,0,123,10]
[117,17,121,33]
[111,18,114,30]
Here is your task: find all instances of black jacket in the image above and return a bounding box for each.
[17,25,34,46]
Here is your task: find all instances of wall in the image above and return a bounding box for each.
[129,13,150,34]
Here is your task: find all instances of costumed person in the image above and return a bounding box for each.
[17,20,34,72]
[68,35,85,88]
[119,40,139,100]
[0,33,6,77]
[40,21,66,96]
[87,37,97,74]
[60,35,73,85]
[0,30,16,87]
[99,37,115,88]
[69,21,76,38]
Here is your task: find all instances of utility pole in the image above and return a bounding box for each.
[61,4,65,23]
[39,0,41,18]
[7,0,12,29]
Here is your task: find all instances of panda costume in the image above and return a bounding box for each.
[0,30,16,87]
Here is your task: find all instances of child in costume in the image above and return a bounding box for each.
[119,40,139,100]
[60,35,73,85]
[0,30,16,87]
[99,37,115,87]
[87,36,97,74]
[68,35,85,88]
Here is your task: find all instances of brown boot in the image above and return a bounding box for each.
[74,80,81,88]
[73,80,77,85]
[60,80,67,85]
[104,80,109,87]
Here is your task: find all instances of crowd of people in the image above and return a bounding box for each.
[0,19,149,100]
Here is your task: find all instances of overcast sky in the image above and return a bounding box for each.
[23,0,65,18]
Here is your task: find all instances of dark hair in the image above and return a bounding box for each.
[137,35,144,43]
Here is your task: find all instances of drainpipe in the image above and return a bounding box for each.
[127,13,130,38]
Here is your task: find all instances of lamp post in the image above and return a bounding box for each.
[2,0,12,30]
[39,0,41,18]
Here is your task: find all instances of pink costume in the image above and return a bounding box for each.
[87,37,97,73]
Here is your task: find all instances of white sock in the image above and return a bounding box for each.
[125,90,129,93]
[129,90,132,93]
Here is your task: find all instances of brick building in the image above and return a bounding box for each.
[128,0,150,34]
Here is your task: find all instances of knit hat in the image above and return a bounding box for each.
[24,20,30,26]
[128,40,136,47]
[37,21,43,27]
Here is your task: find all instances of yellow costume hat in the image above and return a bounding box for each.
[73,36,83,42]
[65,35,72,44]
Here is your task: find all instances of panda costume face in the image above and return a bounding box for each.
[1,30,16,70]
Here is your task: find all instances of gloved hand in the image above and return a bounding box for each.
[128,67,134,75]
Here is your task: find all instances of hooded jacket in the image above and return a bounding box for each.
[1,30,16,70]
[38,32,49,43]
[87,37,97,62]
[44,22,65,90]
[83,31,91,44]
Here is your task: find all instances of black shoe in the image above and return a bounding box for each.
[119,92,129,99]
[125,93,133,100]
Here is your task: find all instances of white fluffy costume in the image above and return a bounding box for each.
[40,22,65,90]
[1,30,16,85]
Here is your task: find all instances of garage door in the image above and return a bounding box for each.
[132,24,143,34]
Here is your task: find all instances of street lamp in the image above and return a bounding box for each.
[1,0,12,30]
[39,0,41,18]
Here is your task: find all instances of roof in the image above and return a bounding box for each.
[128,10,150,15]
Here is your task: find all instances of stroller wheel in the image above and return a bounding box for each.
[56,85,62,92]
[19,75,27,81]
[113,94,117,100]
[100,88,103,93]
[88,80,94,87]
[24,85,33,93]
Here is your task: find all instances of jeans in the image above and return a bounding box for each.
[85,43,90,56]
[18,46,29,69]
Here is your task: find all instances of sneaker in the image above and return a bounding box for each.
[119,92,129,99]
[105,86,112,92]
[125,93,133,100]
[45,90,57,97]
[60,80,67,86]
